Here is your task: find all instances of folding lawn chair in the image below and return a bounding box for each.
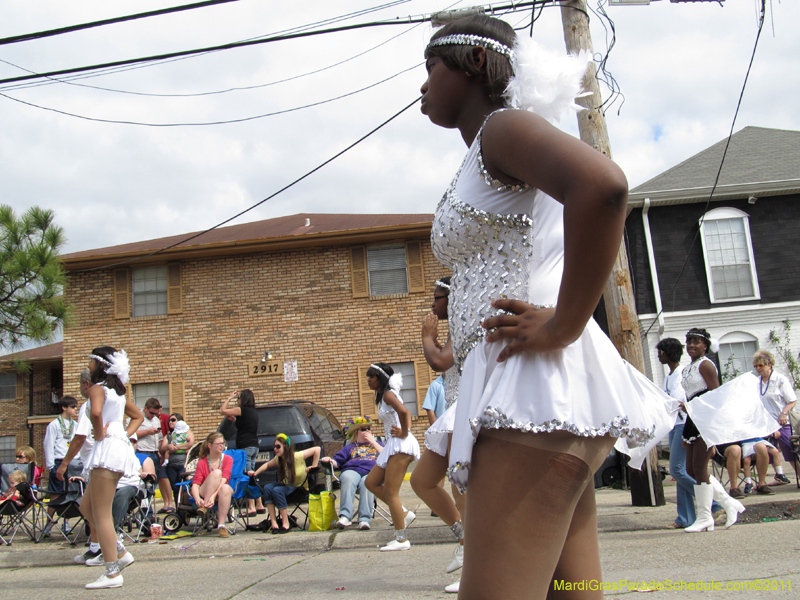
[118,473,157,543]
[322,462,392,527]
[225,449,262,534]
[1,463,39,544]
[36,462,87,545]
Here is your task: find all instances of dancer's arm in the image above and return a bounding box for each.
[422,314,454,371]
[89,385,107,441]
[480,110,628,359]
[124,398,145,437]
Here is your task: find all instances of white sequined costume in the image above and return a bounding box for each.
[432,110,678,489]
[82,385,140,478]
[375,377,421,468]
[424,364,460,457]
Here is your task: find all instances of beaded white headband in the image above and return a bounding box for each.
[426,34,514,60]
[88,354,111,366]
[369,364,389,379]
[435,280,451,290]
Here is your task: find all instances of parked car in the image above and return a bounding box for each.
[218,401,346,488]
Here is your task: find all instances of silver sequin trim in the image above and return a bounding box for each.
[426,34,514,60]
[105,561,120,576]
[473,407,656,447]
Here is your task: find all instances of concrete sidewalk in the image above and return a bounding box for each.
[3,469,799,570]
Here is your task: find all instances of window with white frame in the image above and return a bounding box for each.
[132,382,170,412]
[132,266,168,317]
[0,373,15,400]
[367,244,409,296]
[388,361,418,417]
[718,332,759,381]
[699,207,760,303]
[0,435,16,464]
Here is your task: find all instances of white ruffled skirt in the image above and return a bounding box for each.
[376,433,421,469]
[424,401,457,457]
[83,421,140,479]
[448,319,678,489]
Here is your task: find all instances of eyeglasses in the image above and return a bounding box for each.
[360,427,372,432]
[169,418,177,422]
[211,442,226,447]
[16,455,26,460]
[273,445,283,450]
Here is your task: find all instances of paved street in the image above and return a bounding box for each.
[1,520,798,599]
[3,480,800,598]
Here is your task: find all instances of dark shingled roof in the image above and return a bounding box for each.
[631,126,800,194]
[60,213,433,261]
[0,341,63,362]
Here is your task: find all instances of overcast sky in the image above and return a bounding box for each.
[1,0,797,258]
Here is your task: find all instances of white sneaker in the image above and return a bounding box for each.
[357,521,370,530]
[446,544,463,573]
[403,510,416,528]
[380,539,411,552]
[118,552,135,570]
[85,554,104,567]
[85,574,123,589]
[74,549,101,564]
[444,580,460,594]
[336,516,352,529]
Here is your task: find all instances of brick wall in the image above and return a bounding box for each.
[63,237,451,443]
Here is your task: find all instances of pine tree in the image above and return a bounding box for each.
[0,205,70,349]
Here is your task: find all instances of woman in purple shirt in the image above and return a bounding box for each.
[321,418,383,530]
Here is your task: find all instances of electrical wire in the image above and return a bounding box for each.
[642,1,767,338]
[0,1,544,87]
[0,0,245,46]
[73,96,422,272]
[0,0,414,92]
[0,63,421,126]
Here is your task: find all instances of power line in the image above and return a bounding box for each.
[642,1,767,338]
[0,1,543,87]
[0,63,421,126]
[74,96,422,272]
[0,0,244,46]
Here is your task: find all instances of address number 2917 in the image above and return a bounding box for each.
[248,362,280,376]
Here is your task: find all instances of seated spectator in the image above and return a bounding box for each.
[14,446,42,488]
[158,413,194,514]
[741,437,782,495]
[1,470,31,506]
[248,433,320,534]
[112,462,156,535]
[191,433,233,538]
[753,350,798,483]
[715,442,744,498]
[321,417,384,530]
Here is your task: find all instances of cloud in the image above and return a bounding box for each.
[1,1,798,254]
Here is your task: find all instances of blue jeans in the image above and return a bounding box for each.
[669,422,721,526]
[243,446,259,472]
[669,423,695,527]
[338,469,374,524]
[262,482,297,510]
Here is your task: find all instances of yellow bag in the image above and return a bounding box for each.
[308,491,336,531]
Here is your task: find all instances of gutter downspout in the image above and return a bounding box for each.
[28,371,34,447]
[642,198,665,336]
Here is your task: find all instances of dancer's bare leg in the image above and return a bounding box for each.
[366,453,414,533]
[459,431,614,600]
[410,450,460,526]
[88,469,124,567]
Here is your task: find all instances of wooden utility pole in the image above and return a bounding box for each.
[560,0,664,507]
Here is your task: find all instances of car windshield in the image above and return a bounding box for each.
[257,407,311,437]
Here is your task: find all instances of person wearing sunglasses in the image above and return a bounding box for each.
[322,417,384,530]
[14,446,42,487]
[246,433,320,534]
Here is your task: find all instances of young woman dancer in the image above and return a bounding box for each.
[680,327,744,531]
[420,15,676,598]
[247,433,320,533]
[82,346,143,589]
[364,363,421,551]
[410,278,465,593]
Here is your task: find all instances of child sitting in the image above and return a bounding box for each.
[1,470,31,507]
[161,420,190,466]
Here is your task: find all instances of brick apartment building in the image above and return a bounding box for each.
[3,213,449,462]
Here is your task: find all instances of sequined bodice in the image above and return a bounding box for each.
[444,365,460,410]
[431,111,563,372]
[681,357,715,401]
[378,399,400,440]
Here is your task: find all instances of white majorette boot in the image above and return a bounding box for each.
[684,483,715,532]
[709,475,745,528]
